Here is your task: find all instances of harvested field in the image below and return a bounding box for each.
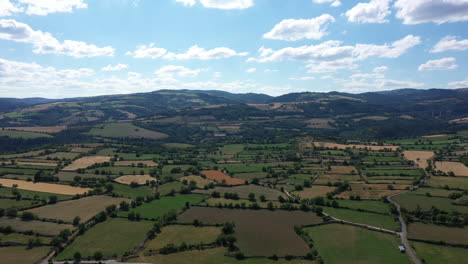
[0,218,73,236]
[114,175,155,185]
[62,156,111,171]
[330,166,357,174]
[27,196,130,222]
[114,160,157,167]
[144,225,221,250]
[6,126,66,133]
[0,246,51,264]
[408,223,468,245]
[0,178,91,195]
[194,185,285,200]
[15,161,58,167]
[351,183,411,190]
[336,190,404,200]
[0,150,44,159]
[70,147,94,153]
[178,207,323,256]
[293,186,336,199]
[304,224,410,264]
[422,134,448,138]
[178,175,214,187]
[403,151,434,168]
[435,161,468,176]
[56,218,153,260]
[201,170,245,185]
[313,142,399,151]
[411,241,468,264]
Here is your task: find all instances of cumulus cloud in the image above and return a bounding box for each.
[373,66,388,72]
[126,43,168,59]
[18,0,87,16]
[306,59,358,73]
[101,64,128,72]
[246,67,256,73]
[431,36,468,53]
[0,19,114,57]
[175,0,196,6]
[0,0,23,16]
[155,65,201,78]
[345,0,391,24]
[199,0,253,9]
[418,57,458,71]
[127,44,247,60]
[394,0,468,24]
[312,0,341,7]
[263,14,335,41]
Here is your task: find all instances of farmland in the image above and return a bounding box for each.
[408,223,468,245]
[201,170,246,185]
[411,241,468,264]
[0,178,91,195]
[62,156,111,171]
[0,246,51,264]
[88,123,168,139]
[0,218,73,236]
[144,225,221,250]
[114,175,155,185]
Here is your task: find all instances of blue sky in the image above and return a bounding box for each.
[1,0,468,98]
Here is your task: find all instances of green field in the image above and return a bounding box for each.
[0,246,51,264]
[56,218,153,260]
[305,224,410,264]
[324,207,399,231]
[0,198,34,209]
[0,130,52,139]
[330,199,391,214]
[118,194,207,220]
[157,181,185,196]
[110,183,154,199]
[411,241,468,264]
[88,123,168,139]
[194,185,285,200]
[408,223,468,245]
[427,177,468,190]
[0,187,71,200]
[144,225,221,250]
[392,193,468,214]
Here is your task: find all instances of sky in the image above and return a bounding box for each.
[0,0,468,98]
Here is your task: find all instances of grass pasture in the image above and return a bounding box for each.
[304,224,410,264]
[0,218,73,236]
[177,207,323,256]
[408,223,468,245]
[293,186,336,199]
[110,183,154,199]
[56,218,153,260]
[0,246,50,264]
[0,198,34,209]
[0,187,71,200]
[144,225,221,250]
[427,176,468,190]
[324,207,399,231]
[411,241,468,264]
[194,185,285,200]
[0,130,52,139]
[114,175,155,185]
[88,122,168,139]
[393,193,468,214]
[331,199,391,214]
[27,196,130,222]
[178,175,214,188]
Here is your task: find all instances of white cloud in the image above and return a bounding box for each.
[101,64,129,72]
[164,45,248,60]
[418,57,458,71]
[306,58,358,73]
[155,65,201,78]
[247,67,256,73]
[0,19,114,57]
[344,77,424,90]
[313,0,341,7]
[249,35,421,67]
[394,0,468,24]
[0,0,23,16]
[290,76,315,81]
[176,0,196,7]
[263,14,335,41]
[346,0,391,24]
[431,36,468,53]
[199,0,253,9]
[448,79,468,88]
[350,73,384,79]
[18,0,87,16]
[373,66,388,72]
[126,43,168,59]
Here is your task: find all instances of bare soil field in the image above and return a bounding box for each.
[0,218,73,236]
[0,178,91,195]
[293,186,336,199]
[403,151,435,168]
[114,174,155,185]
[330,166,357,174]
[27,195,130,222]
[435,161,468,176]
[178,207,323,256]
[114,160,157,167]
[6,126,67,133]
[62,156,111,171]
[313,142,399,151]
[200,170,246,185]
[178,175,214,187]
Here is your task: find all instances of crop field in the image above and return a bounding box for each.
[201,170,246,185]
[0,130,52,139]
[27,196,130,222]
[178,207,323,256]
[135,247,314,264]
[56,218,153,260]
[427,176,468,190]
[323,207,399,230]
[118,194,206,220]
[114,175,155,185]
[403,151,434,168]
[0,178,91,195]
[293,186,336,199]
[394,193,468,213]
[194,185,285,200]
[411,241,468,264]
[434,161,468,176]
[304,224,410,264]
[62,156,111,171]
[178,175,214,187]
[88,122,168,139]
[0,246,51,264]
[408,223,468,245]
[114,160,158,167]
[144,225,221,250]
[0,218,73,236]
[0,187,71,200]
